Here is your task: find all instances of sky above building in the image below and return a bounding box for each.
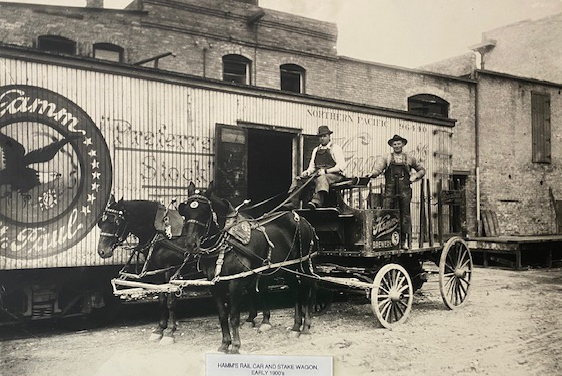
[2,0,562,68]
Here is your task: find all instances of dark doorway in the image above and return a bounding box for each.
[247,128,294,213]
[449,174,467,235]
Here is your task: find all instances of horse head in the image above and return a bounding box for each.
[178,181,237,253]
[97,195,130,258]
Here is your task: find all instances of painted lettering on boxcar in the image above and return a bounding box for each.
[0,85,112,259]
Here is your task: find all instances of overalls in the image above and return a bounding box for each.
[310,147,345,204]
[383,153,412,245]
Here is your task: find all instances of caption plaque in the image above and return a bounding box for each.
[206,353,333,376]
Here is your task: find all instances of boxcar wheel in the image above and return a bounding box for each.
[439,236,473,309]
[370,264,413,329]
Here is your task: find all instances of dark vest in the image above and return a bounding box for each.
[314,147,336,169]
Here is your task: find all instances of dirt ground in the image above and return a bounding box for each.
[1,265,562,376]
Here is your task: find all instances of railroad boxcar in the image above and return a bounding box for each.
[0,44,456,323]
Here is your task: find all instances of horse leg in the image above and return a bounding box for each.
[300,280,315,335]
[160,292,177,345]
[256,279,272,333]
[149,292,168,341]
[287,276,303,336]
[212,284,231,353]
[228,280,244,354]
[244,285,258,327]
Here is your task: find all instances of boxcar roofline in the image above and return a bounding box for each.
[0,43,456,128]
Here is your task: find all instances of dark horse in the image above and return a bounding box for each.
[179,182,318,354]
[97,196,192,344]
[96,196,269,344]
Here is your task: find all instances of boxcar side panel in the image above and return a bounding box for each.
[0,55,452,270]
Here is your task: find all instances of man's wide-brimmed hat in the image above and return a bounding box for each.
[317,125,333,136]
[388,134,408,146]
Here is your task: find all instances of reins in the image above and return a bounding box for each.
[268,173,318,214]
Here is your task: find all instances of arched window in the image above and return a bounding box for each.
[408,94,449,118]
[37,35,76,55]
[93,43,124,62]
[280,64,305,93]
[222,54,252,85]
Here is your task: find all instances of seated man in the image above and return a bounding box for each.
[285,125,347,209]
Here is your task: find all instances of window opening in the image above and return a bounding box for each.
[408,94,449,117]
[93,43,124,62]
[223,55,252,85]
[280,64,305,93]
[37,35,76,55]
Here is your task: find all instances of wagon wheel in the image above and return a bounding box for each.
[370,263,413,329]
[439,236,473,310]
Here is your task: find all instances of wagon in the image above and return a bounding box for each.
[110,173,472,329]
[295,176,473,328]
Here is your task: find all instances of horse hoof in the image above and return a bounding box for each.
[218,345,230,353]
[160,335,175,345]
[230,348,240,354]
[149,332,163,342]
[240,320,255,328]
[289,330,301,338]
[258,323,272,333]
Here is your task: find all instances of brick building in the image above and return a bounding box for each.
[477,13,562,84]
[423,13,562,235]
[0,0,478,234]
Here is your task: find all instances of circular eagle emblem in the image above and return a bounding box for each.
[0,85,112,259]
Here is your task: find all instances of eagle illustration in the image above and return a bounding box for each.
[0,132,79,199]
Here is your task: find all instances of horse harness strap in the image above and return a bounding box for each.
[210,252,318,283]
[100,208,129,244]
[118,233,190,280]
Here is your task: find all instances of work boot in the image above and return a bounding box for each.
[307,191,325,210]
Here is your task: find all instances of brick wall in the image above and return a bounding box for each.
[418,52,475,77]
[0,0,338,82]
[335,57,478,234]
[0,3,145,61]
[482,13,562,84]
[477,72,562,234]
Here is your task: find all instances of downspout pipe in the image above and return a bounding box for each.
[474,70,481,236]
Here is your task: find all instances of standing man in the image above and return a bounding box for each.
[285,125,346,209]
[369,134,425,248]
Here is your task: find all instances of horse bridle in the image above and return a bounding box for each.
[183,194,219,239]
[99,208,130,250]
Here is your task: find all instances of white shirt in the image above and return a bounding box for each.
[304,141,347,176]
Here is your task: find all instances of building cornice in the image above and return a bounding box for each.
[140,21,338,61]
[476,69,562,88]
[0,1,147,15]
[339,55,478,85]
[144,0,337,42]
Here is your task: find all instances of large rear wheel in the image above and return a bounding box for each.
[370,263,413,328]
[439,237,473,309]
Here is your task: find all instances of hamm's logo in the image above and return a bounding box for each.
[0,85,112,259]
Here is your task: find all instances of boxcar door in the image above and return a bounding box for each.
[214,124,248,206]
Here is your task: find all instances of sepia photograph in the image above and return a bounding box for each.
[0,0,561,375]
